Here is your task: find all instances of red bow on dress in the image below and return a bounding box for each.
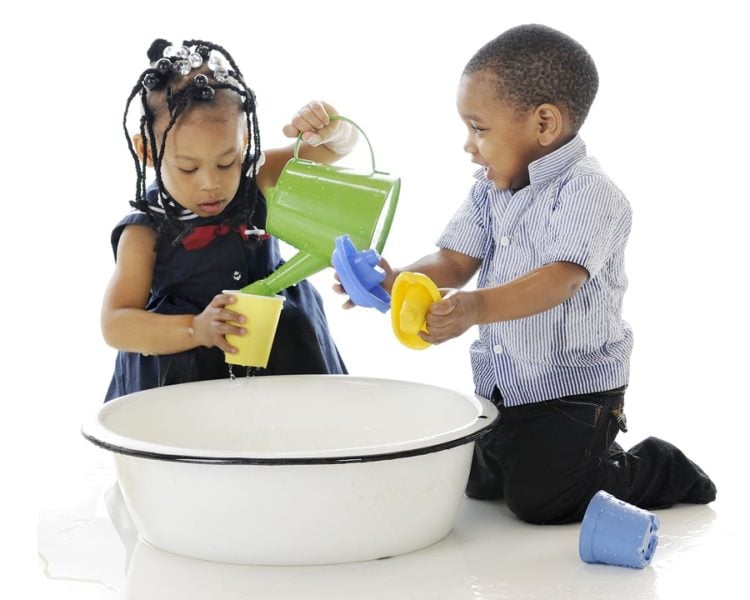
[181,222,269,250]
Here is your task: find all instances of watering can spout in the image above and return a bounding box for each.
[241,252,330,296]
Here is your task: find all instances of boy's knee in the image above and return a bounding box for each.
[505,487,586,525]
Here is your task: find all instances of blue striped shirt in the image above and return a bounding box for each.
[437,136,633,406]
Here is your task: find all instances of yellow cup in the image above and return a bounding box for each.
[222,291,285,368]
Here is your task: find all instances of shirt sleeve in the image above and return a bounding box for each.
[436,177,492,259]
[544,174,631,278]
[110,210,155,260]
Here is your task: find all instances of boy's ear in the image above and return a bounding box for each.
[534,103,565,147]
[133,134,154,167]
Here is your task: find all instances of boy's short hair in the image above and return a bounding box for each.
[464,24,599,132]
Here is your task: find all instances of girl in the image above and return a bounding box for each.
[102,38,355,400]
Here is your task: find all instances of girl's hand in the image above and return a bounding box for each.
[421,289,482,345]
[190,293,246,354]
[282,101,358,156]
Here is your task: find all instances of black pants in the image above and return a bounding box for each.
[467,387,716,524]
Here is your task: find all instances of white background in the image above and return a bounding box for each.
[2,0,748,593]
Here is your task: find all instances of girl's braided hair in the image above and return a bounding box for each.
[122,38,263,246]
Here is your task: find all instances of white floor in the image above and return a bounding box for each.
[4,3,747,598]
[31,439,743,600]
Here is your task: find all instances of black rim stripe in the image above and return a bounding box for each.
[81,413,499,466]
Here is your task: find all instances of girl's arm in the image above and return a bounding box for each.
[101,225,246,355]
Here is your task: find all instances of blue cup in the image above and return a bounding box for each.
[579,490,659,569]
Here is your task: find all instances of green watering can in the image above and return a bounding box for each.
[241,116,400,296]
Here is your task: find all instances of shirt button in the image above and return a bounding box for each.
[500,236,510,247]
[493,344,503,354]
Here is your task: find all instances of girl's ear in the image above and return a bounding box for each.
[133,134,154,167]
[534,103,565,148]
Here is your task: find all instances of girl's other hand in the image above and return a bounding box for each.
[282,101,358,155]
[191,293,246,354]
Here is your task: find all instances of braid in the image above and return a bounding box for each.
[244,92,262,224]
[122,38,264,248]
[137,112,149,212]
[156,95,192,243]
[122,80,146,210]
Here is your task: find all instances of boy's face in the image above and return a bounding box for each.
[457,71,542,191]
[158,106,246,217]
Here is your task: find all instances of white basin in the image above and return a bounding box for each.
[82,375,498,565]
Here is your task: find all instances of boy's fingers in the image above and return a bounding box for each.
[429,297,456,316]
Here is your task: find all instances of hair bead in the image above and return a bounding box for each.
[195,86,215,101]
[155,58,172,74]
[142,72,161,90]
[174,59,191,76]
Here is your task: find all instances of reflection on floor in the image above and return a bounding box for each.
[36,453,737,600]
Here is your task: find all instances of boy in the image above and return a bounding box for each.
[371,24,716,524]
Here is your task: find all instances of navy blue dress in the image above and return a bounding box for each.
[104,185,346,401]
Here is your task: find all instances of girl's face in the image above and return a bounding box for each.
[158,106,246,217]
[456,71,542,192]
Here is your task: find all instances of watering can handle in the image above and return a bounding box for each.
[293,115,377,173]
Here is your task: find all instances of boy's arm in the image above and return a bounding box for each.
[395,249,481,290]
[423,260,587,344]
[334,249,480,309]
[475,260,588,323]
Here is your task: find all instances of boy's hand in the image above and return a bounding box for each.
[191,293,246,354]
[282,101,358,155]
[421,289,482,344]
[332,257,396,310]
[332,272,356,310]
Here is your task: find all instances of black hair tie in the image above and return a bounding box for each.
[147,38,172,62]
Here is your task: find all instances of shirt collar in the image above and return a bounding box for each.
[144,181,241,225]
[470,135,587,191]
[144,181,198,221]
[527,134,586,188]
